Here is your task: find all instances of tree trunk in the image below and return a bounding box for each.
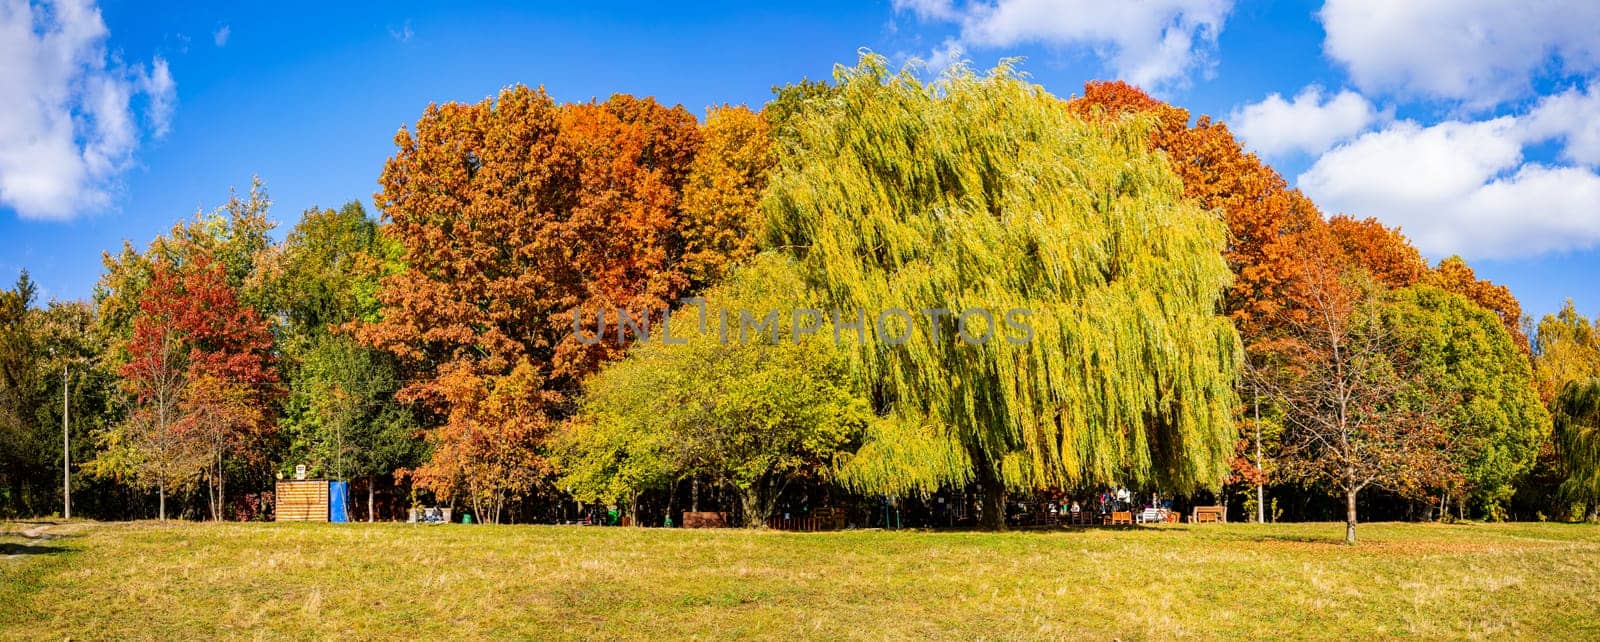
[978,481,1005,531]
[667,479,679,527]
[1253,390,1265,524]
[1345,487,1358,545]
[217,459,226,521]
[691,478,700,512]
[368,477,376,523]
[739,485,771,528]
[158,480,167,521]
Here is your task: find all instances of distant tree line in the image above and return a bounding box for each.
[2,56,1595,543]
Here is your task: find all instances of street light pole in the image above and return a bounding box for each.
[62,363,70,520]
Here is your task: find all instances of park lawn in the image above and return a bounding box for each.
[3,520,1599,640]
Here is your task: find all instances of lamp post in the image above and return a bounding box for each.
[62,362,70,520]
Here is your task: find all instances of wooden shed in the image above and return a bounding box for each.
[275,480,329,522]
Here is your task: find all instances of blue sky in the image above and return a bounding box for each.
[2,0,1597,322]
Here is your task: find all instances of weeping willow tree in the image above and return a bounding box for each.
[1553,377,1600,521]
[766,54,1241,528]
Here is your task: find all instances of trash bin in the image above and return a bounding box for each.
[462,513,473,524]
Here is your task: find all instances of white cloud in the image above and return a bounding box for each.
[1521,84,1600,166]
[212,24,228,47]
[1229,86,1384,159]
[895,0,961,22]
[388,20,412,43]
[893,0,1234,90]
[1319,0,1600,108]
[0,0,176,220]
[1299,111,1600,260]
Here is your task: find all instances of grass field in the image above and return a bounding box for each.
[4,520,1600,640]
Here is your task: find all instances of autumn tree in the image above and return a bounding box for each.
[1328,216,1428,289]
[95,264,202,520]
[1534,301,1600,403]
[93,247,279,521]
[679,105,776,286]
[1256,270,1449,544]
[766,57,1241,529]
[363,88,741,517]
[1534,304,1600,520]
[414,360,559,523]
[89,181,282,520]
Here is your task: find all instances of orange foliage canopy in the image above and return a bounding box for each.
[1328,215,1428,289]
[361,87,767,509]
[363,88,704,398]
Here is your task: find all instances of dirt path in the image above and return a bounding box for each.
[3,521,83,558]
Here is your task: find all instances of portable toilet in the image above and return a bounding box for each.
[328,481,349,523]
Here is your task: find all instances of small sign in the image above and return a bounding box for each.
[294,464,307,480]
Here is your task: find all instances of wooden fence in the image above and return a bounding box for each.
[275,480,329,522]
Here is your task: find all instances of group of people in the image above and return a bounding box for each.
[1038,487,1177,524]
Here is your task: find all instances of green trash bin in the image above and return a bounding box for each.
[462,513,473,524]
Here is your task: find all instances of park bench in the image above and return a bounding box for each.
[766,508,846,531]
[407,506,452,524]
[1108,511,1133,525]
[1192,506,1225,523]
[682,511,729,528]
[1136,508,1163,524]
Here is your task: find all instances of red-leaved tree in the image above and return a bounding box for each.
[120,256,278,520]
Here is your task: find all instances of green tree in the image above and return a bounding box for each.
[1384,285,1549,519]
[0,272,51,516]
[1552,378,1600,521]
[0,273,115,518]
[1533,301,1600,403]
[762,55,1240,528]
[258,202,422,520]
[562,254,870,527]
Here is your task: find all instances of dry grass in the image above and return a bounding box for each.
[4,520,1600,640]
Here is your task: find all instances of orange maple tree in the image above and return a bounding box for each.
[362,87,756,517]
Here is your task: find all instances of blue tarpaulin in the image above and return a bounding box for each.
[329,481,349,523]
